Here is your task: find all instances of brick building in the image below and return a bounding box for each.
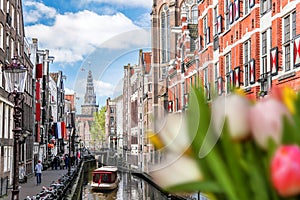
[152,0,300,115]
[198,0,300,100]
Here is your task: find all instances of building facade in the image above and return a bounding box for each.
[152,0,300,113]
[0,0,34,189]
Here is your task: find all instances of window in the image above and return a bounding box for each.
[0,24,3,50]
[213,5,218,36]
[191,5,198,24]
[17,12,20,35]
[261,31,268,74]
[4,146,12,172]
[0,0,3,12]
[6,0,9,13]
[0,102,2,137]
[261,0,271,15]
[224,0,230,31]
[244,0,249,15]
[203,15,209,47]
[283,11,296,71]
[160,5,170,64]
[214,62,219,92]
[4,104,8,138]
[6,33,9,60]
[10,38,14,59]
[243,40,251,87]
[11,5,14,28]
[225,52,231,93]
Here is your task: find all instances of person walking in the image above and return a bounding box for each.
[35,160,43,185]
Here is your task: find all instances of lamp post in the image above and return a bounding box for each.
[66,125,73,176]
[2,56,28,200]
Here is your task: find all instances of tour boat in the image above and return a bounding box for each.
[91,166,120,191]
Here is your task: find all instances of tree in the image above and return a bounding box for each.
[90,106,106,148]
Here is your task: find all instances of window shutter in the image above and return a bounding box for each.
[294,36,300,67]
[234,0,240,20]
[234,67,240,88]
[270,47,278,75]
[168,101,173,112]
[230,70,234,87]
[250,59,255,84]
[229,3,234,24]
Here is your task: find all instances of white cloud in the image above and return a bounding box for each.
[23,1,57,23]
[80,0,152,8]
[94,80,115,97]
[65,88,75,95]
[25,9,150,63]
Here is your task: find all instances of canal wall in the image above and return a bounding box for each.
[66,155,97,200]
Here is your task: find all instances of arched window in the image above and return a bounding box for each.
[160,5,170,63]
[191,5,198,24]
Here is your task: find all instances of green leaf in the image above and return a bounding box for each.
[187,87,211,157]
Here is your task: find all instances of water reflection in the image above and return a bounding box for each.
[83,171,169,200]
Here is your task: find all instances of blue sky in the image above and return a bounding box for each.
[23,0,152,111]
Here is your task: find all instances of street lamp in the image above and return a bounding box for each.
[2,56,28,200]
[66,125,73,176]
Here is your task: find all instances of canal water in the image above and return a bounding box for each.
[83,171,170,200]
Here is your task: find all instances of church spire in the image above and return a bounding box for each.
[84,70,96,105]
[81,70,98,115]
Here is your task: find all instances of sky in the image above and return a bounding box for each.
[23,0,152,112]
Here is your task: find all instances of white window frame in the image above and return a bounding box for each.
[203,15,208,48]
[224,0,230,31]
[160,5,170,64]
[4,146,12,172]
[10,37,14,58]
[4,104,8,138]
[260,0,271,15]
[225,52,231,93]
[283,11,296,72]
[244,0,249,16]
[261,31,268,74]
[191,5,198,24]
[11,5,14,28]
[214,62,219,91]
[213,5,218,36]
[243,40,251,87]
[0,102,2,137]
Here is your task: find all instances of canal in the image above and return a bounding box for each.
[83,171,170,200]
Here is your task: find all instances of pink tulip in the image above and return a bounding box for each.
[271,145,300,197]
[249,97,290,148]
[212,94,251,140]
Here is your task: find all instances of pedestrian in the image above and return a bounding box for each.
[19,162,26,183]
[64,155,69,169]
[35,160,43,185]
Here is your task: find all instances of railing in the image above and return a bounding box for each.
[0,176,8,197]
[24,155,96,200]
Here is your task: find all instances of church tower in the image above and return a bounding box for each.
[81,70,98,115]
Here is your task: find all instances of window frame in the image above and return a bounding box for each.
[283,11,296,72]
[243,40,251,87]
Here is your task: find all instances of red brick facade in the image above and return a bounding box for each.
[152,0,300,114]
